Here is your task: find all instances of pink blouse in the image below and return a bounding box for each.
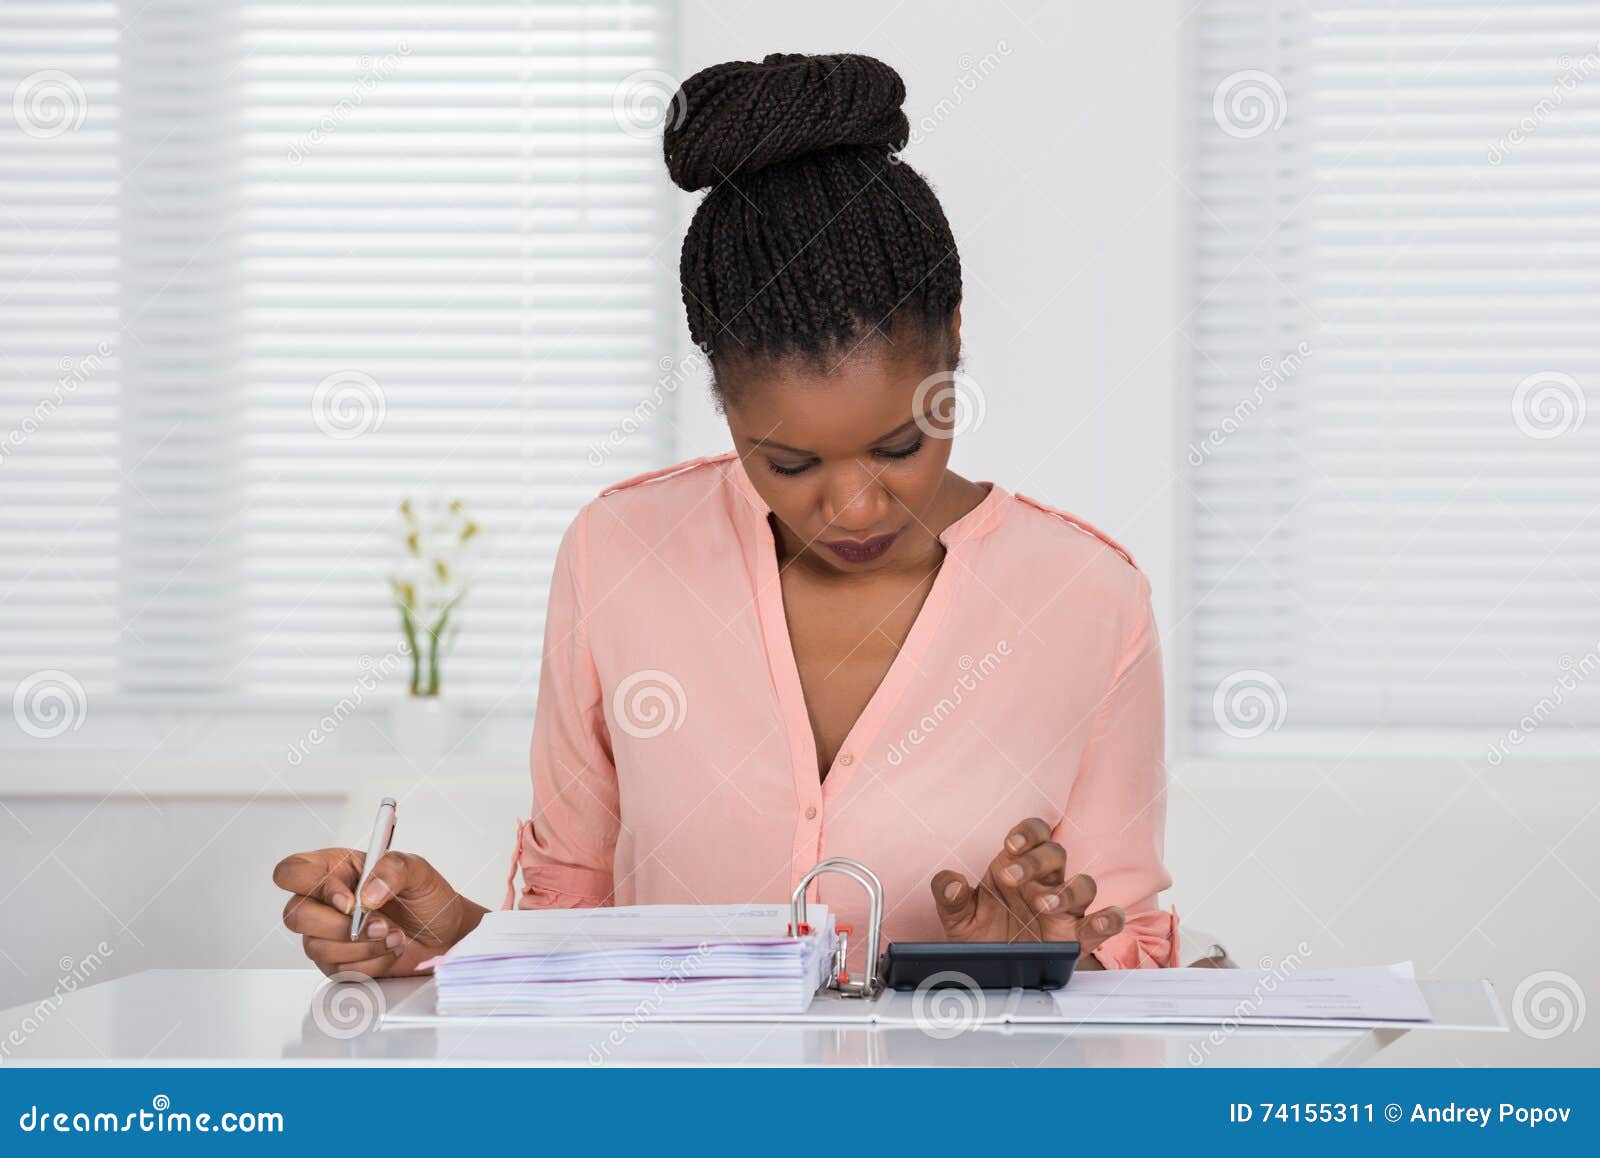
[504,452,1178,969]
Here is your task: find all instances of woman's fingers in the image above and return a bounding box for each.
[1002,817,1052,856]
[930,870,981,936]
[997,842,1065,886]
[1068,905,1126,953]
[273,848,363,914]
[302,933,398,971]
[357,850,441,914]
[1055,873,1097,916]
[1022,873,1097,920]
[283,893,367,941]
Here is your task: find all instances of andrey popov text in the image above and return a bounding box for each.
[1230,1103,1572,1128]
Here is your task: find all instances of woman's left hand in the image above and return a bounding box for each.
[930,818,1126,959]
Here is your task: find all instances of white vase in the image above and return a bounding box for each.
[389,694,458,769]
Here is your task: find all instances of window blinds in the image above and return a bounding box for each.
[1190,2,1600,756]
[2,1,679,718]
[1,3,123,704]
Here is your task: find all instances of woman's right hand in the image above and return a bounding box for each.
[273,848,488,978]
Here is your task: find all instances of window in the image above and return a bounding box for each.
[2,0,680,741]
[1189,2,1600,757]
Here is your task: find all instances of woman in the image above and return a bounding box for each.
[274,52,1178,978]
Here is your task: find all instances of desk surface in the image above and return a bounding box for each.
[0,969,1407,1067]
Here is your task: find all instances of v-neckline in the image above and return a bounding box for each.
[732,461,1006,810]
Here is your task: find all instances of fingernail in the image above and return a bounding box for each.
[943,881,962,902]
[332,893,353,915]
[1094,914,1114,933]
[1002,864,1023,884]
[392,944,405,959]
[1007,833,1025,852]
[1037,894,1060,913]
[366,919,388,940]
[385,932,403,952]
[362,879,389,905]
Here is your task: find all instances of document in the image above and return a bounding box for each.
[1050,962,1433,1025]
[423,903,837,1017]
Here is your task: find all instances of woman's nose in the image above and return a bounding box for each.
[821,462,890,529]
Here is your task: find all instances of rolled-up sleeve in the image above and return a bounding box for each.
[1060,569,1179,969]
[502,504,619,910]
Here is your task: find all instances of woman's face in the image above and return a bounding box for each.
[720,320,961,575]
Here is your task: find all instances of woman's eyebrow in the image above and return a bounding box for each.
[745,435,813,454]
[868,419,919,444]
[745,419,919,456]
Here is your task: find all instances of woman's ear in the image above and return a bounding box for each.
[947,302,963,365]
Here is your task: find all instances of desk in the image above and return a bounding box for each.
[0,969,1412,1066]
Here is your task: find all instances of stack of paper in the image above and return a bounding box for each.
[426,904,836,1017]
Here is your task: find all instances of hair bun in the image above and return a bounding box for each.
[663,52,909,192]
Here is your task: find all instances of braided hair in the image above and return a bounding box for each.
[664,53,963,397]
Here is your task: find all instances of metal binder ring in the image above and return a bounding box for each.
[790,857,884,999]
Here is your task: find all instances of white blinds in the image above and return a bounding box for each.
[1190,2,1600,755]
[2,0,679,717]
[0,3,123,699]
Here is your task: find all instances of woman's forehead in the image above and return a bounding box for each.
[723,348,932,449]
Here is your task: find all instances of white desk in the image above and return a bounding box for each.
[0,969,1417,1066]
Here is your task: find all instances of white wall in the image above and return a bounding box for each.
[2,1,1594,1067]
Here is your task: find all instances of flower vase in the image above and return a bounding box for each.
[389,693,458,768]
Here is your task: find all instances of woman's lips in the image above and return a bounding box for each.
[822,529,901,564]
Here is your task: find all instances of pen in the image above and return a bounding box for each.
[349,796,398,940]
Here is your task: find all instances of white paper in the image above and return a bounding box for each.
[1051,962,1433,1025]
[435,904,819,959]
[425,903,836,1018]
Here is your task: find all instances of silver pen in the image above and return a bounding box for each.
[349,796,398,940]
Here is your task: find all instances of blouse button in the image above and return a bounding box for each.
[805,805,818,820]
[838,752,854,766]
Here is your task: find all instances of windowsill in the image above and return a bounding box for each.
[1,751,1593,800]
[0,750,527,798]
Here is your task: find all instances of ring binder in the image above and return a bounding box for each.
[790,857,884,999]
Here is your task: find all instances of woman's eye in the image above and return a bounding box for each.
[875,437,924,461]
[766,459,814,477]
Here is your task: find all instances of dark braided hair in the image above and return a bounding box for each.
[664,53,963,395]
